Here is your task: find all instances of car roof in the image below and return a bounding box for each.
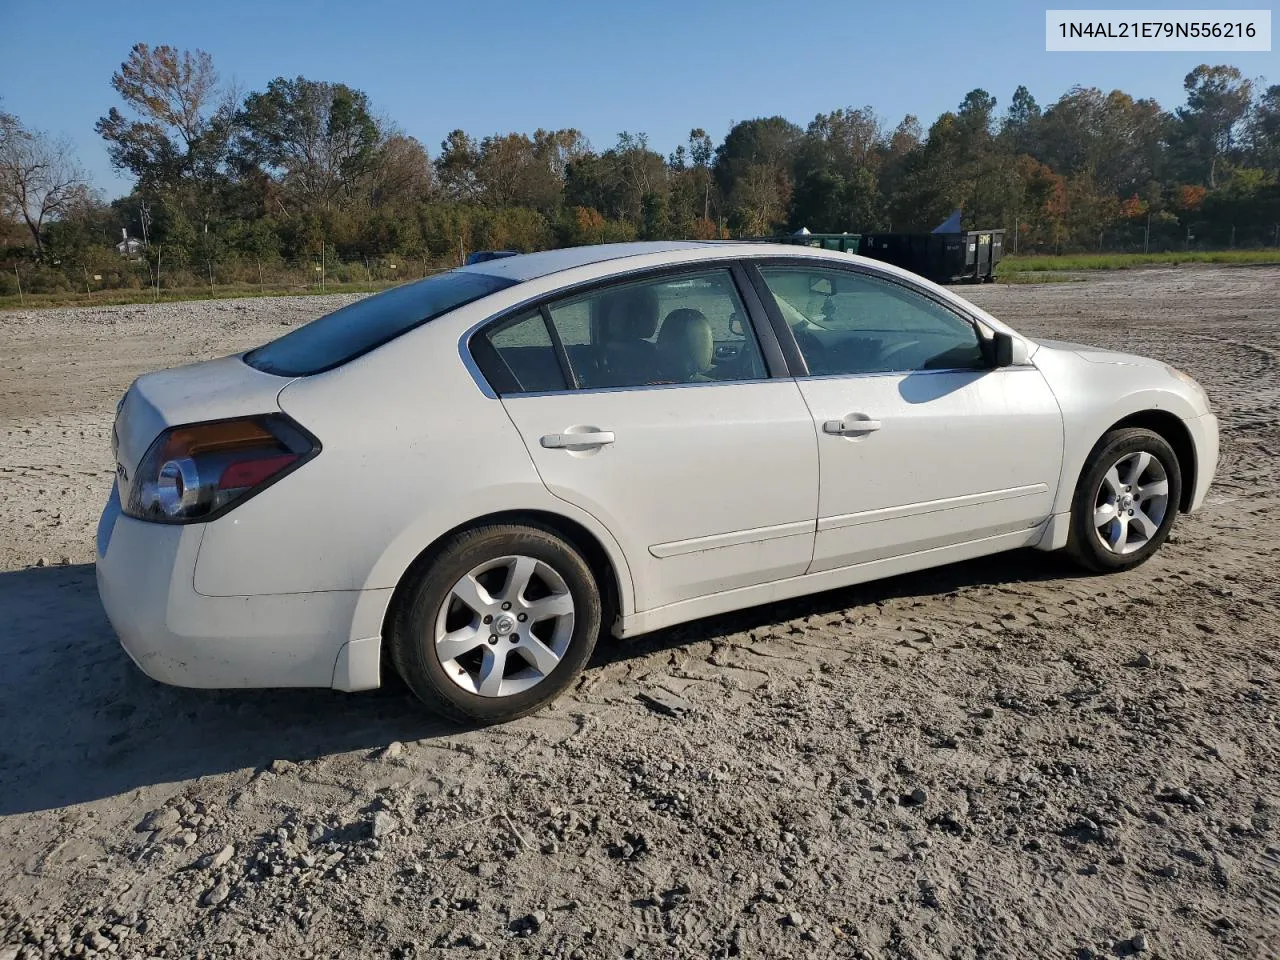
[457,241,737,282]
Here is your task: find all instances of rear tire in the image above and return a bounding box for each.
[1066,428,1182,573]
[388,523,602,724]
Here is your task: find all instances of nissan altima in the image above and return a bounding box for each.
[96,242,1218,722]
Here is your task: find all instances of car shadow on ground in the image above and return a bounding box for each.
[0,563,450,816]
[0,550,1084,814]
[594,547,1085,667]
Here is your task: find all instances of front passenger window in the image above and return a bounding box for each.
[758,266,987,376]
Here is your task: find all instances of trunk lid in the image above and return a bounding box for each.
[112,354,292,503]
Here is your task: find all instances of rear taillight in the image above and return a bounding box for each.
[124,415,319,523]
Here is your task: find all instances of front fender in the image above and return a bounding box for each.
[1034,347,1207,513]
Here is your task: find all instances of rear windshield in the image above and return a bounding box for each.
[244,270,516,376]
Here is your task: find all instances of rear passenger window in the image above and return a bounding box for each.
[474,311,567,394]
[544,269,766,389]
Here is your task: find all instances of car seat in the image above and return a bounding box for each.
[589,286,660,386]
[657,308,715,382]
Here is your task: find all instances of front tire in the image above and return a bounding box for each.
[388,523,602,723]
[1066,428,1182,573]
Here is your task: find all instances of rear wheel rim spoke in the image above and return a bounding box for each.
[502,556,538,604]
[1102,465,1123,499]
[436,626,486,663]
[1130,451,1152,483]
[1138,478,1168,499]
[450,574,493,615]
[521,635,562,674]
[477,647,508,697]
[1094,502,1118,527]
[1129,506,1159,539]
[525,593,574,621]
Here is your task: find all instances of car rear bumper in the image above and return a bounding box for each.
[96,484,386,691]
[1186,412,1218,513]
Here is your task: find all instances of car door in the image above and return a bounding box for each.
[751,261,1064,574]
[472,264,819,612]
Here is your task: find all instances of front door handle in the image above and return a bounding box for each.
[823,416,882,435]
[540,430,616,449]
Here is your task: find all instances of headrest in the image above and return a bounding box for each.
[591,286,659,343]
[658,308,714,374]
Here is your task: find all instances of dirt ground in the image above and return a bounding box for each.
[1,266,1278,960]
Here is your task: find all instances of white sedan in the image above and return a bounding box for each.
[96,242,1218,722]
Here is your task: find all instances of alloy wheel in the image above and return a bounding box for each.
[433,555,575,697]
[1092,450,1171,555]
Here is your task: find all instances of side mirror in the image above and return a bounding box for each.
[992,331,1015,367]
[808,276,834,296]
[729,315,744,336]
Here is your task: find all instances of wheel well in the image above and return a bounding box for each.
[380,509,624,650]
[1108,410,1196,512]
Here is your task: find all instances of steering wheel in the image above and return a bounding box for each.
[875,339,923,370]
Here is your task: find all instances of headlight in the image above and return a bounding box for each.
[1165,365,1211,410]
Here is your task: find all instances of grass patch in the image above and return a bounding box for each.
[994,272,1082,284]
[998,249,1280,274]
[0,279,403,312]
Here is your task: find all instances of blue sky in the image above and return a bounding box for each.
[1,0,1275,198]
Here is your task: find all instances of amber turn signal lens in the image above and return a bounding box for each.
[160,419,276,460]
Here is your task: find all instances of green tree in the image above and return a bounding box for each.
[435,130,481,201]
[1173,65,1255,187]
[688,128,714,222]
[564,133,667,225]
[639,190,671,239]
[369,134,433,208]
[471,128,586,211]
[1247,84,1280,174]
[1001,85,1041,155]
[236,77,381,213]
[789,107,884,232]
[95,43,233,230]
[714,117,802,234]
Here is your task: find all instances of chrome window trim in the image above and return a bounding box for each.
[751,255,990,329]
[747,257,1002,378]
[495,375,780,400]
[458,256,771,399]
[458,336,502,399]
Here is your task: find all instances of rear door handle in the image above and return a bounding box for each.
[540,431,616,449]
[823,416,882,435]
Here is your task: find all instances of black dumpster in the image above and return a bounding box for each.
[757,224,1004,284]
[857,230,1004,283]
[777,230,863,253]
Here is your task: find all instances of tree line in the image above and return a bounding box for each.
[2,43,1279,295]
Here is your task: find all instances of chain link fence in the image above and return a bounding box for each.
[1007,220,1280,256]
[2,253,449,304]
[5,226,1280,304]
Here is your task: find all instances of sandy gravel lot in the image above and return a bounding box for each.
[1,267,1278,959]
